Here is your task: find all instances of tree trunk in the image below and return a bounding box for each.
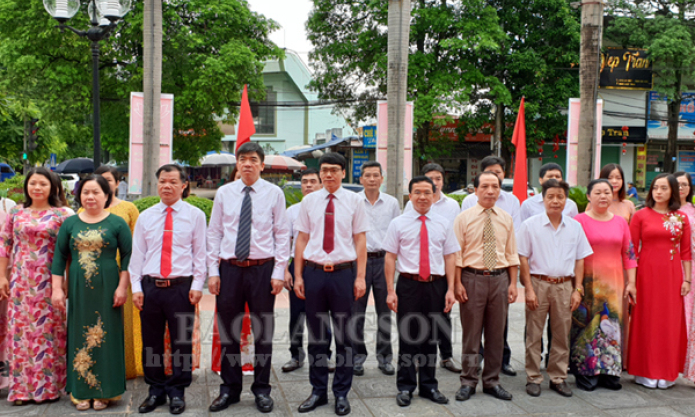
[664,99,680,173]
[142,0,163,197]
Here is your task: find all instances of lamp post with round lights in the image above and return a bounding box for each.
[43,0,131,169]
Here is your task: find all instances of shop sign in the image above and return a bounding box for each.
[600,48,652,90]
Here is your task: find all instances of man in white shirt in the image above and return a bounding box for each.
[384,176,458,407]
[207,143,290,414]
[117,178,128,200]
[459,156,519,376]
[353,161,401,376]
[520,163,578,222]
[293,153,369,416]
[282,168,335,373]
[519,162,578,369]
[129,164,207,415]
[518,179,593,398]
[404,163,460,373]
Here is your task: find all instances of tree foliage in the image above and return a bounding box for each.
[0,0,281,165]
[606,0,695,172]
[306,0,580,169]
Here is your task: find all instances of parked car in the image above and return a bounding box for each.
[501,178,537,198]
[0,163,15,182]
[58,173,79,193]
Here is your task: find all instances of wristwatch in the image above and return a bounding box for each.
[575,287,584,296]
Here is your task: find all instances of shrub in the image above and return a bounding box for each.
[446,193,466,207]
[0,175,25,203]
[568,186,588,213]
[133,195,213,224]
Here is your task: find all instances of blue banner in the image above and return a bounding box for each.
[363,126,376,149]
[352,149,370,179]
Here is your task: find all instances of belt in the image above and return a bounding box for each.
[368,251,386,259]
[532,274,573,284]
[305,260,355,273]
[463,267,506,276]
[223,257,274,268]
[144,275,193,288]
[400,272,445,283]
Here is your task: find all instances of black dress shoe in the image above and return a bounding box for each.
[455,385,475,401]
[396,391,412,407]
[526,383,541,397]
[501,364,517,376]
[550,381,573,397]
[440,358,462,373]
[255,394,274,413]
[298,394,328,413]
[379,362,395,375]
[282,358,304,372]
[483,385,513,400]
[420,388,449,404]
[139,394,166,413]
[209,393,240,412]
[335,396,351,416]
[353,363,364,376]
[169,397,185,415]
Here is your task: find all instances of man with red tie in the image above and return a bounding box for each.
[293,153,369,416]
[130,164,207,415]
[207,142,290,413]
[383,176,459,407]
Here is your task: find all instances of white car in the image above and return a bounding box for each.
[58,173,79,193]
[501,178,537,198]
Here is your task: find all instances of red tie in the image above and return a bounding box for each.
[323,194,335,254]
[160,207,173,278]
[419,215,430,280]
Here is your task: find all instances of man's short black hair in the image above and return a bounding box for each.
[473,171,502,188]
[300,168,321,182]
[319,153,346,170]
[156,164,187,183]
[409,176,436,193]
[541,179,570,197]
[421,163,445,176]
[361,161,382,175]
[481,156,506,171]
[236,142,265,163]
[539,163,564,179]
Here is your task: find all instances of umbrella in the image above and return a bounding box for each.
[200,152,236,166]
[263,155,306,171]
[284,145,324,159]
[55,158,94,174]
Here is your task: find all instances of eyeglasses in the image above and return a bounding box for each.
[320,168,341,175]
[679,183,690,189]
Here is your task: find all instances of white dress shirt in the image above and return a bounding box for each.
[207,178,290,281]
[404,192,460,225]
[287,202,301,255]
[295,187,370,264]
[129,199,207,293]
[461,191,521,231]
[358,191,401,252]
[382,209,460,276]
[520,193,578,222]
[517,213,593,277]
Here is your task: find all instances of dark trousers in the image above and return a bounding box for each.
[140,276,196,399]
[479,317,512,366]
[461,270,509,389]
[304,264,355,397]
[288,261,332,361]
[352,257,393,364]
[216,261,275,396]
[396,276,447,393]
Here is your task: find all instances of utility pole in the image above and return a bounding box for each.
[386,0,411,204]
[142,0,162,196]
[577,0,604,187]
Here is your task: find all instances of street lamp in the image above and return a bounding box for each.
[43,0,131,169]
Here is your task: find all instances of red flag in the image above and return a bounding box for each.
[235,85,256,152]
[512,97,528,203]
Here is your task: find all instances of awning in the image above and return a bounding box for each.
[281,135,355,158]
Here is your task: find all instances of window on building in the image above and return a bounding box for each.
[250,89,276,135]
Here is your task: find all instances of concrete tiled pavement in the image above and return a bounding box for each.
[5,295,695,416]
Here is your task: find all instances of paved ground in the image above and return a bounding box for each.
[4,297,695,416]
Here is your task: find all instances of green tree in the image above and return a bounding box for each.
[0,0,281,165]
[606,0,695,172]
[306,0,506,169]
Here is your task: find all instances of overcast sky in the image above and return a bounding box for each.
[247,0,314,67]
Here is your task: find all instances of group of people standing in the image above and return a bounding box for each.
[2,145,695,416]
